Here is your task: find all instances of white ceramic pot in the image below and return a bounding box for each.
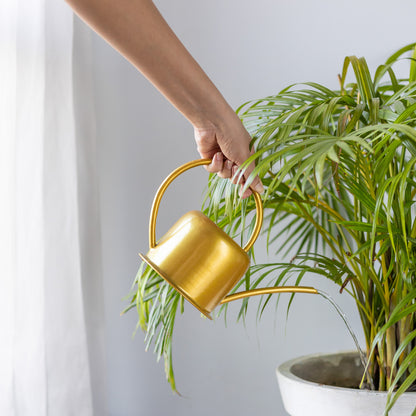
[276,352,416,416]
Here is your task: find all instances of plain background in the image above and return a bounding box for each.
[77,1,416,415]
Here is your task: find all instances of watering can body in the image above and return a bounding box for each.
[140,210,250,318]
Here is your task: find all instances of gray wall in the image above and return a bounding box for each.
[85,1,416,415]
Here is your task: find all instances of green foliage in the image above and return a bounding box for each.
[126,43,416,412]
[122,262,181,392]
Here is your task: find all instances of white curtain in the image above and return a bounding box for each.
[0,1,105,415]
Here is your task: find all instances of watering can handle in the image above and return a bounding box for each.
[148,159,263,251]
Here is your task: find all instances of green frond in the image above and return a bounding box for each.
[125,45,416,404]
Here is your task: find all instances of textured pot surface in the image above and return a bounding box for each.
[276,352,416,416]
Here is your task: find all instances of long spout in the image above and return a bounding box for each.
[220,286,318,304]
[220,286,373,389]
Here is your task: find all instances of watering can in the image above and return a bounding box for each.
[139,159,318,320]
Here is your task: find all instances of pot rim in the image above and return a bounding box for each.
[277,350,416,397]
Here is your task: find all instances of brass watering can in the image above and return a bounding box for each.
[139,159,317,320]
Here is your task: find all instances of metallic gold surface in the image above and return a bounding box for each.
[243,190,262,252]
[147,159,263,250]
[141,209,252,318]
[139,253,213,319]
[221,286,318,304]
[139,159,265,316]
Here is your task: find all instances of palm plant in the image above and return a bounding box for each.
[125,43,416,414]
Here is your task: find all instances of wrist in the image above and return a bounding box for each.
[192,99,239,133]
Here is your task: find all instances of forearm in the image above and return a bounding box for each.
[65,0,235,129]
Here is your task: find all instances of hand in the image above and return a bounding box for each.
[194,113,264,199]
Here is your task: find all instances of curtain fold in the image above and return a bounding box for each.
[0,1,105,415]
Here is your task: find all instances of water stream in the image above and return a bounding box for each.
[317,289,375,390]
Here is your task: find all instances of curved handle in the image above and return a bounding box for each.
[148,159,263,251]
[220,286,318,304]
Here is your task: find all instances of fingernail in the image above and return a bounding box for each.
[253,181,264,194]
[214,152,222,161]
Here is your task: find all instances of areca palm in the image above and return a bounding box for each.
[127,43,416,414]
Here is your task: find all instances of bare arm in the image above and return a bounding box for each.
[65,0,263,195]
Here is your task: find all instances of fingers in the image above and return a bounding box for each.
[204,152,264,199]
[231,165,244,185]
[232,165,252,199]
[205,152,224,173]
[230,152,264,198]
[206,152,233,179]
[250,175,264,194]
[242,161,264,195]
[218,159,233,179]
[207,153,265,199]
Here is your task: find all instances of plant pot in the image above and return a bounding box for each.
[276,352,416,416]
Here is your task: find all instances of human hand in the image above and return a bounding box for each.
[194,112,264,199]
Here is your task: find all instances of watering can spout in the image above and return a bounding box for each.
[221,286,318,305]
[140,159,318,320]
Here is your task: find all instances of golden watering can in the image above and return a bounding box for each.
[140,159,317,320]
